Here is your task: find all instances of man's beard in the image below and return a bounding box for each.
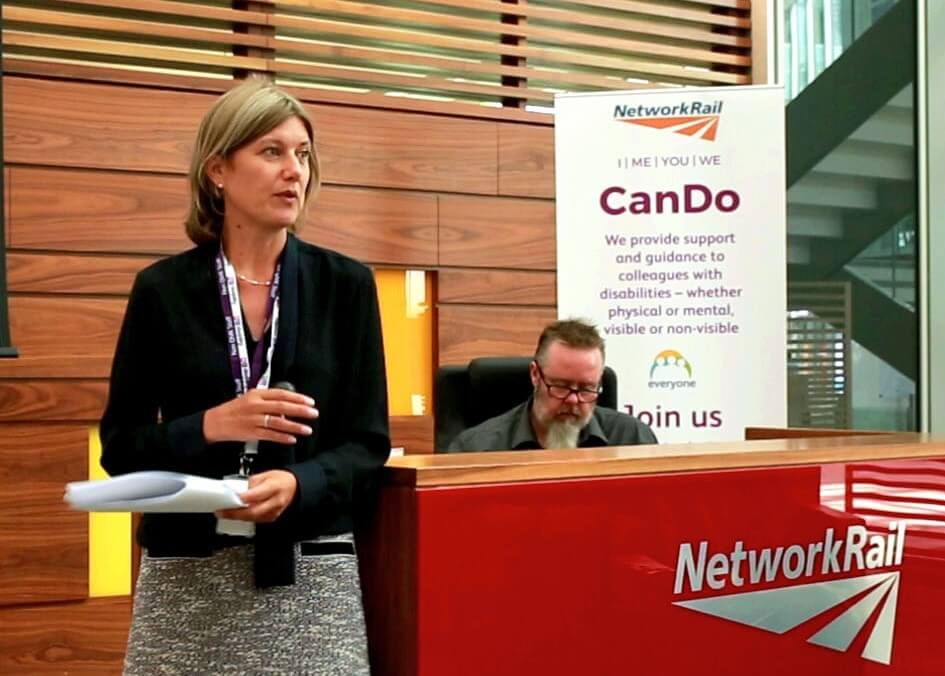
[544,400,593,449]
[532,387,593,449]
[543,418,582,449]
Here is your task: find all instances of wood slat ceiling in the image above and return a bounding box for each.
[2,0,751,113]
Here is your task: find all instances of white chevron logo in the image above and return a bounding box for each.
[671,523,906,665]
[674,571,900,665]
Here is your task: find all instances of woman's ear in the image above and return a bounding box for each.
[205,155,225,186]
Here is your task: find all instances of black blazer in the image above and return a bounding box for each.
[100,234,390,558]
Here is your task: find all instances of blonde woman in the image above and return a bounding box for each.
[100,79,389,674]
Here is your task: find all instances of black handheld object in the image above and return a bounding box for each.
[256,379,300,588]
[239,382,297,476]
[257,380,299,471]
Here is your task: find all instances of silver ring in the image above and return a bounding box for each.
[263,414,271,429]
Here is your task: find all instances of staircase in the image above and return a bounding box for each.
[785,0,916,381]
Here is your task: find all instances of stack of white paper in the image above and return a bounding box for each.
[64,471,246,513]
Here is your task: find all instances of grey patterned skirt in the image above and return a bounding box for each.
[124,534,369,676]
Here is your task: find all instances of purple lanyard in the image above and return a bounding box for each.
[214,247,282,396]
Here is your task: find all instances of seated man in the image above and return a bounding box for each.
[448,319,657,451]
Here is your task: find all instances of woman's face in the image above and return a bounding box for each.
[213,116,312,233]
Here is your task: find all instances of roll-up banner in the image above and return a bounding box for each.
[555,86,786,442]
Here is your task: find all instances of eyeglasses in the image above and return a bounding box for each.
[534,362,602,403]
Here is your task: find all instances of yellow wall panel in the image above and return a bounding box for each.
[88,428,131,597]
[375,269,434,417]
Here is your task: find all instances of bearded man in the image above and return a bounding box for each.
[448,319,657,452]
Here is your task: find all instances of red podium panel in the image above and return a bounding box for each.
[362,435,945,675]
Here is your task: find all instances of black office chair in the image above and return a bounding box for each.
[434,356,618,452]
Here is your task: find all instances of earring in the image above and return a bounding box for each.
[217,183,224,190]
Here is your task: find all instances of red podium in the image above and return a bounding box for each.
[360,432,945,675]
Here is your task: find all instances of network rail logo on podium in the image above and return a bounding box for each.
[613,99,724,141]
[671,523,906,665]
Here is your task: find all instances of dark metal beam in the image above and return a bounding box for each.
[0,13,19,358]
[841,269,916,380]
[787,0,914,187]
[808,180,916,279]
[788,265,917,380]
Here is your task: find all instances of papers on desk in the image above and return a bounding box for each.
[64,471,247,513]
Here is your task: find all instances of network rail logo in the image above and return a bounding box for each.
[614,100,723,141]
[672,523,906,665]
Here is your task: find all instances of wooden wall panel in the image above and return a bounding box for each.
[0,355,113,380]
[305,187,437,267]
[0,296,125,379]
[10,167,438,266]
[498,123,554,198]
[8,297,125,358]
[0,597,130,675]
[7,253,153,295]
[439,269,555,306]
[0,381,107,422]
[2,58,547,125]
[5,77,501,194]
[438,195,555,270]
[0,424,88,605]
[390,414,434,455]
[9,167,190,254]
[438,305,556,365]
[4,78,206,173]
[313,104,498,194]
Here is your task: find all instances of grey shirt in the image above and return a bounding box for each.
[447,399,658,452]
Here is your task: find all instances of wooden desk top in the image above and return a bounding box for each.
[385,432,945,487]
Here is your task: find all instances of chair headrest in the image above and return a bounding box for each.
[467,357,535,425]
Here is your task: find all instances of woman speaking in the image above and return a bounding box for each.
[100,78,389,674]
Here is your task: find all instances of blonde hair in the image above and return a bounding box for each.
[185,78,321,245]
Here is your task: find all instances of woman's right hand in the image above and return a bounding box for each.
[203,388,319,445]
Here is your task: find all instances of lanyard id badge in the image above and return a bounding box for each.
[217,474,254,537]
[214,246,282,478]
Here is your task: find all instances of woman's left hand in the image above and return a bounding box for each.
[217,470,299,523]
